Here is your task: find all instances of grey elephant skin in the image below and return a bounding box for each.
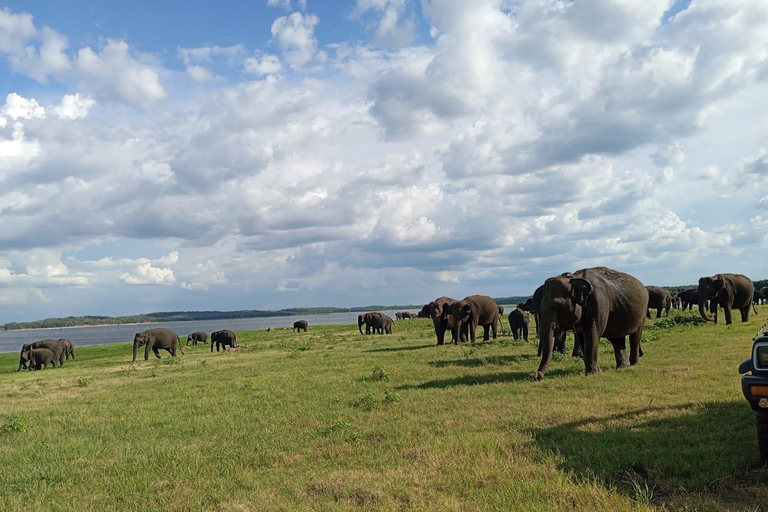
[358,312,393,335]
[646,286,672,319]
[449,295,500,344]
[211,330,237,352]
[293,320,308,332]
[27,348,59,370]
[535,267,648,380]
[18,339,67,371]
[676,289,698,311]
[697,273,755,325]
[59,338,75,360]
[133,328,182,362]
[428,297,458,345]
[508,308,529,342]
[187,332,208,345]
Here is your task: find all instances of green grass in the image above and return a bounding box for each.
[1,308,767,511]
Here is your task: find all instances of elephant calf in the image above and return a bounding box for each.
[293,320,308,333]
[211,330,237,352]
[27,348,59,370]
[187,331,208,345]
[508,308,529,342]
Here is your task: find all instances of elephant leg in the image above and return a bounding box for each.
[572,332,584,359]
[629,329,642,365]
[646,310,651,320]
[583,330,600,375]
[534,312,539,334]
[656,308,662,319]
[523,325,528,343]
[742,306,750,322]
[482,324,490,341]
[491,321,497,340]
[724,305,732,325]
[470,323,477,343]
[608,337,630,369]
[153,346,161,359]
[436,325,445,346]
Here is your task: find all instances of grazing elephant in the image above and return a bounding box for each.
[754,291,764,306]
[293,320,308,332]
[187,332,208,345]
[18,339,67,371]
[449,295,500,344]
[27,348,59,370]
[211,330,238,351]
[428,297,457,345]
[58,339,75,360]
[671,296,682,309]
[358,312,393,334]
[677,289,698,311]
[403,312,415,319]
[646,286,672,319]
[534,267,648,380]
[697,273,756,325]
[508,308,529,342]
[395,312,403,320]
[133,328,183,362]
[417,304,430,318]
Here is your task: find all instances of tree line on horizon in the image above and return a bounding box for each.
[5,279,767,331]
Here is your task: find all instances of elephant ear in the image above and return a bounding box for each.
[570,278,592,306]
[713,275,725,292]
[461,303,472,316]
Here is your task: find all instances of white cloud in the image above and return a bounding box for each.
[186,64,214,82]
[2,92,45,119]
[51,93,96,120]
[267,0,307,10]
[120,252,178,286]
[244,53,282,75]
[355,0,415,49]
[271,12,319,68]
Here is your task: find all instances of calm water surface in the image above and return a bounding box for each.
[0,310,404,353]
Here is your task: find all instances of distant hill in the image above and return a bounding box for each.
[5,281,765,330]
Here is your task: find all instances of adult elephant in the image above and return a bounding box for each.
[293,320,308,332]
[18,339,67,371]
[697,273,756,325]
[677,289,698,311]
[58,339,75,360]
[417,304,430,318]
[754,290,764,306]
[534,267,648,380]
[428,297,457,345]
[187,331,208,345]
[646,286,672,319]
[395,312,403,320]
[133,328,183,362]
[358,312,393,334]
[448,295,500,344]
[211,330,238,351]
[508,308,529,342]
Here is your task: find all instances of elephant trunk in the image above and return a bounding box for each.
[132,341,138,362]
[698,294,714,322]
[534,311,556,380]
[358,316,364,335]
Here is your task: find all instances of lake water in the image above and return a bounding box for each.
[0,310,405,354]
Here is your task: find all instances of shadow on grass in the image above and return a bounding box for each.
[429,354,534,368]
[396,368,575,390]
[529,400,766,503]
[366,344,435,353]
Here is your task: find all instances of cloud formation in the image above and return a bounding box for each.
[1,2,768,321]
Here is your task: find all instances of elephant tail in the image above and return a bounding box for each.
[754,303,759,315]
[178,336,185,355]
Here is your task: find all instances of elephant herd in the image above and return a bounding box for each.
[16,338,75,371]
[418,268,758,381]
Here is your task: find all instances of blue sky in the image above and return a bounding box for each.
[1,0,768,323]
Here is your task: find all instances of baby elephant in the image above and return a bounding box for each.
[211,330,237,352]
[27,348,59,370]
[187,331,208,345]
[293,320,308,333]
[508,308,530,342]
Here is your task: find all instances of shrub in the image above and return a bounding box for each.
[76,377,90,387]
[1,415,28,435]
[352,393,382,411]
[369,366,389,381]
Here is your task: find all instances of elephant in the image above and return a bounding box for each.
[58,339,75,360]
[187,332,208,345]
[27,348,59,370]
[358,312,393,335]
[497,305,504,316]
[508,308,529,342]
[534,267,648,380]
[428,297,457,345]
[417,305,430,318]
[133,328,183,362]
[211,330,238,351]
[395,312,403,320]
[671,296,682,309]
[520,288,569,356]
[402,312,415,319]
[677,289,698,311]
[697,273,756,325]
[448,295,500,344]
[754,290,764,306]
[293,320,308,332]
[18,339,67,371]
[646,286,672,319]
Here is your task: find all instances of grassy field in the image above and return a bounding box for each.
[1,307,768,511]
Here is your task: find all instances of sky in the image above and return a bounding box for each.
[1,0,768,323]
